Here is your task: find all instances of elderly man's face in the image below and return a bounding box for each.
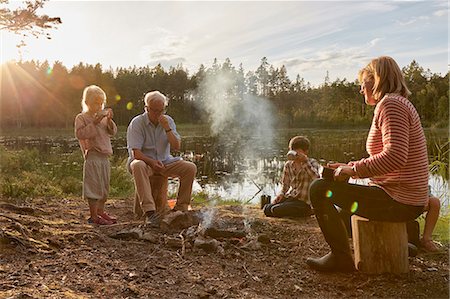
[146,100,166,123]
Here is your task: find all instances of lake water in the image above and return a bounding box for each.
[1,127,448,208]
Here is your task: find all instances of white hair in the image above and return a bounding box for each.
[81,85,106,112]
[144,91,168,107]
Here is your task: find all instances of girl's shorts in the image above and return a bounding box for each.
[83,151,110,201]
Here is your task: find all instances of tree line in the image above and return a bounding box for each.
[1,58,448,129]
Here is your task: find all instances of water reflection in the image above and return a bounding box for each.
[1,130,448,208]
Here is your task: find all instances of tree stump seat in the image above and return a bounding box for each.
[133,175,170,218]
[351,215,409,274]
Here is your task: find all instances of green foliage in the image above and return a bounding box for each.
[1,171,63,198]
[191,190,243,207]
[418,212,450,244]
[109,157,134,197]
[1,59,447,129]
[428,136,449,181]
[0,146,133,198]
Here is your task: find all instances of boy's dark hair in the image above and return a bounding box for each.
[289,136,310,151]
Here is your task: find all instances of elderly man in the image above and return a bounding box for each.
[127,91,197,225]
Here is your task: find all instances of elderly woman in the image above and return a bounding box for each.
[307,56,429,272]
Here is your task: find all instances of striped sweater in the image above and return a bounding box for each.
[353,93,429,207]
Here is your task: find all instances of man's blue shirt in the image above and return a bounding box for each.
[126,113,181,170]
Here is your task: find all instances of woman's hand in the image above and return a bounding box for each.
[327,162,348,169]
[274,194,284,204]
[334,165,355,181]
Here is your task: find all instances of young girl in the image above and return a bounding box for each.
[421,190,441,252]
[75,85,118,225]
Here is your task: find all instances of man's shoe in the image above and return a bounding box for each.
[408,243,418,257]
[145,211,160,228]
[306,252,355,272]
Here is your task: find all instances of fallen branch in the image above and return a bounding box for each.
[179,231,186,257]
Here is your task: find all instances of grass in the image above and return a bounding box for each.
[418,213,450,244]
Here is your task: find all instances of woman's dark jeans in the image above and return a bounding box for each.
[309,179,424,245]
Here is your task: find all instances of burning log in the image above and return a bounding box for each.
[160,211,201,232]
[204,227,246,239]
[193,236,224,254]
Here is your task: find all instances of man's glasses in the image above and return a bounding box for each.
[145,106,166,114]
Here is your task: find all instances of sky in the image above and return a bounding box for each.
[1,0,448,86]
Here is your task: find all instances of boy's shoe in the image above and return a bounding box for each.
[408,243,418,257]
[145,211,160,228]
[88,217,114,225]
[98,212,117,223]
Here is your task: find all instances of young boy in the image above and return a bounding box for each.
[264,136,320,218]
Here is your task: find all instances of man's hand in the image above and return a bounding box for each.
[158,115,170,131]
[149,159,165,173]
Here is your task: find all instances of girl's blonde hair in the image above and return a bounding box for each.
[358,56,411,102]
[81,85,106,112]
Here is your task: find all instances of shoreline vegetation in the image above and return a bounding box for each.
[0,126,448,244]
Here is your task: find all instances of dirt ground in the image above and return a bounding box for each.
[1,197,448,299]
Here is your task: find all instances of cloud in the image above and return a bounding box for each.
[434,9,448,17]
[277,46,368,73]
[395,15,430,26]
[139,27,190,68]
[369,38,384,47]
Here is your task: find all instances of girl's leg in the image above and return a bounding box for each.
[421,196,440,251]
[88,198,99,220]
[97,198,106,215]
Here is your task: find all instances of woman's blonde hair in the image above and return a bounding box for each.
[81,85,106,112]
[358,56,411,102]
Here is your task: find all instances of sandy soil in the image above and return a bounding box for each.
[0,197,448,299]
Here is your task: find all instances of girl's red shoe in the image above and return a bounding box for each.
[98,212,117,223]
[88,217,114,225]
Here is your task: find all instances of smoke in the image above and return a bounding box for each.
[195,71,275,148]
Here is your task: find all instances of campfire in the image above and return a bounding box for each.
[109,206,268,255]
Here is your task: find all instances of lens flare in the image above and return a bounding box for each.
[46,67,53,76]
[126,102,133,110]
[351,201,359,213]
[325,190,333,198]
[115,94,121,101]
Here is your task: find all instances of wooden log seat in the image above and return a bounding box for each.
[351,215,409,274]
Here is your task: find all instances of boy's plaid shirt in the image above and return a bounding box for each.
[280,158,320,204]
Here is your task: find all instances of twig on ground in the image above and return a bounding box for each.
[178,230,186,257]
[243,263,261,282]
